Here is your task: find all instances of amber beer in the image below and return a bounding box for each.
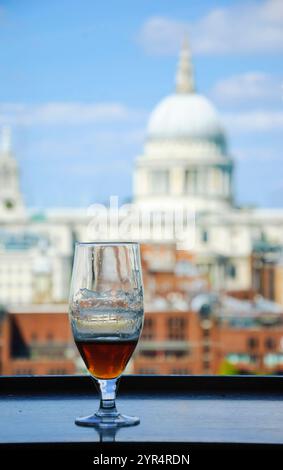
[75,339,138,379]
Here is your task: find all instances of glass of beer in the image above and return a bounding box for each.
[69,242,144,427]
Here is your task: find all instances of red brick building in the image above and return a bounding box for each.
[132,306,283,375]
[0,305,76,375]
[1,300,283,376]
[131,244,283,375]
[1,243,283,376]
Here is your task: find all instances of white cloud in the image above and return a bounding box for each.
[0,102,145,126]
[193,0,283,55]
[211,72,283,105]
[138,0,283,55]
[222,110,283,133]
[138,17,188,55]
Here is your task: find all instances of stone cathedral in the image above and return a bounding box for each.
[134,40,233,213]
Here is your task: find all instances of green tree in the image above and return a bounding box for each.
[218,359,239,375]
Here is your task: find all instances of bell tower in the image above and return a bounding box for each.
[0,126,25,218]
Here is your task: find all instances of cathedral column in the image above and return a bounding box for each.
[221,168,225,196]
[133,167,149,198]
[171,167,184,195]
[207,167,214,195]
[202,168,208,195]
[211,167,218,196]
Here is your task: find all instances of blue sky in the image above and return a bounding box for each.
[0,0,282,208]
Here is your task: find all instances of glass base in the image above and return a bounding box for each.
[75,412,140,427]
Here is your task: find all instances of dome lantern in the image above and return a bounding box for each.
[175,38,195,94]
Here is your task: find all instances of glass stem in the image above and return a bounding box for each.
[95,378,119,417]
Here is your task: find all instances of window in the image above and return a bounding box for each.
[167,317,187,340]
[203,344,210,354]
[226,263,237,278]
[137,368,157,374]
[150,170,169,195]
[265,337,275,351]
[184,169,197,194]
[171,368,189,375]
[142,318,155,340]
[201,230,209,243]
[13,369,34,375]
[165,350,189,358]
[250,355,258,364]
[247,337,258,350]
[203,328,210,338]
[140,350,157,358]
[47,332,54,342]
[47,369,67,375]
[203,361,210,372]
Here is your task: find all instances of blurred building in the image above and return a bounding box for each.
[133,291,283,376]
[214,295,283,374]
[0,304,76,375]
[0,231,72,305]
[1,281,283,376]
[130,244,283,375]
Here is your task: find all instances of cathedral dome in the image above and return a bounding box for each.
[147,92,225,142]
[146,38,226,146]
[133,38,234,213]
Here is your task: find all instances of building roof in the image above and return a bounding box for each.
[147,93,225,143]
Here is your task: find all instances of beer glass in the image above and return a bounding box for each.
[69,242,144,427]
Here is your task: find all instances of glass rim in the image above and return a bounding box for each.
[75,241,140,247]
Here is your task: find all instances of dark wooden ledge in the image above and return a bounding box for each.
[1,374,283,461]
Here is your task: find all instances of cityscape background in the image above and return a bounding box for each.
[0,0,283,376]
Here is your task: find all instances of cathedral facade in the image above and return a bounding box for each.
[133,41,283,292]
